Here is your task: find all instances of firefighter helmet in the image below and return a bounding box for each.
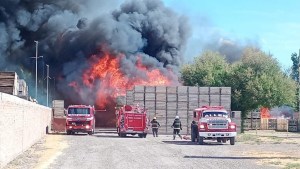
[153,117,156,120]
[175,115,179,119]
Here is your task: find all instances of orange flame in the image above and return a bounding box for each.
[70,51,175,108]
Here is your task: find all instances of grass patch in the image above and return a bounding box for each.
[284,163,300,169]
[269,161,281,165]
[236,134,259,142]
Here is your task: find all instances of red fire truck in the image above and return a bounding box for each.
[191,106,237,145]
[116,105,148,138]
[66,105,96,135]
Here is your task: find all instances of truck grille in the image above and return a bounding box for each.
[69,121,89,126]
[207,119,228,129]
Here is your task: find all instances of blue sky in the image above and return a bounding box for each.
[163,0,300,69]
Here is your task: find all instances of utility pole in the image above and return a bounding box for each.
[35,40,38,100]
[32,41,43,102]
[298,49,300,118]
[46,64,51,107]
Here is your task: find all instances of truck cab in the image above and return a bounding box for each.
[116,105,148,138]
[191,106,236,145]
[66,105,96,135]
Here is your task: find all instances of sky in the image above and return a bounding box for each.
[162,0,300,69]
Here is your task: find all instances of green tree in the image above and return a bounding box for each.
[181,51,229,86]
[181,47,297,120]
[229,48,296,117]
[291,52,299,81]
[290,52,299,111]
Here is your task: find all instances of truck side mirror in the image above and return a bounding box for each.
[193,111,196,118]
[230,111,235,118]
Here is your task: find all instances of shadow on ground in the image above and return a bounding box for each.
[184,155,299,160]
[163,140,230,146]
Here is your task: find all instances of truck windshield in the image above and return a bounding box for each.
[68,108,90,115]
[203,111,228,117]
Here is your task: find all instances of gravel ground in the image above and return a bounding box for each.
[5,130,300,169]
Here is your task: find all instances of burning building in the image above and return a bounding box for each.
[0,0,190,126]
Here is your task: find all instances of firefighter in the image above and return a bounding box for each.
[150,117,160,137]
[171,115,182,140]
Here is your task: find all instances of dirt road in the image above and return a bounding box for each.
[5,130,300,169]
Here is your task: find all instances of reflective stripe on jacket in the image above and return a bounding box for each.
[172,119,182,129]
[151,119,160,128]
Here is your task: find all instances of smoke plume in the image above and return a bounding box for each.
[0,0,191,107]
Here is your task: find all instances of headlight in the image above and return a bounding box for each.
[86,117,94,121]
[229,125,235,129]
[86,125,90,129]
[199,124,205,129]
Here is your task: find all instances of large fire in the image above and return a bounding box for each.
[69,51,176,108]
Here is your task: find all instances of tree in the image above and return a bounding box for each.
[228,48,296,117]
[290,52,299,82]
[181,51,230,86]
[181,48,297,119]
[290,52,299,111]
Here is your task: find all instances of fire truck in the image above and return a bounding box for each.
[191,106,237,145]
[66,105,96,135]
[116,105,148,138]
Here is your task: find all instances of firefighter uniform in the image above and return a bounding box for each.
[171,116,182,140]
[150,117,160,137]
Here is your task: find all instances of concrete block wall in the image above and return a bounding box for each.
[0,92,52,168]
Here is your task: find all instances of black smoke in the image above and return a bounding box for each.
[0,0,191,106]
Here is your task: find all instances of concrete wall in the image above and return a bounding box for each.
[0,92,52,168]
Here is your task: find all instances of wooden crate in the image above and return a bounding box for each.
[199,95,209,102]
[209,87,221,95]
[178,94,188,102]
[199,87,209,95]
[156,110,166,117]
[167,94,177,102]
[177,86,188,94]
[177,110,188,117]
[188,102,198,110]
[155,101,166,110]
[134,93,144,101]
[188,86,199,94]
[145,86,155,93]
[220,95,231,103]
[167,102,177,110]
[156,93,166,101]
[145,101,155,110]
[156,86,166,93]
[221,87,231,95]
[188,94,198,102]
[167,110,177,118]
[210,95,220,103]
[288,126,298,132]
[177,102,188,110]
[145,93,155,101]
[276,119,288,131]
[134,86,145,93]
[167,86,177,94]
[0,71,18,95]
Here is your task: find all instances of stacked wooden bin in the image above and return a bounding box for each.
[125,86,232,135]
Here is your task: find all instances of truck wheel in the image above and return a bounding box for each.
[198,136,204,145]
[88,131,93,135]
[143,134,147,138]
[217,138,222,143]
[67,130,71,135]
[222,138,227,143]
[138,134,143,138]
[117,128,120,136]
[230,137,235,145]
